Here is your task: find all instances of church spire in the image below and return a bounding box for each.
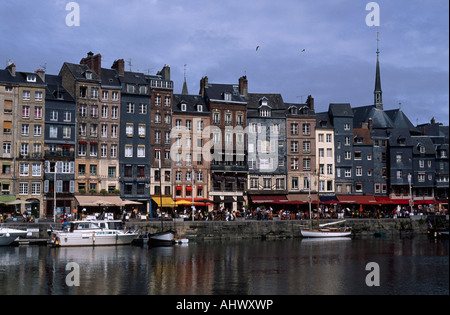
[181,64,189,95]
[374,31,383,110]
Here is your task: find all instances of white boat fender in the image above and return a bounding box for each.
[5,233,10,237]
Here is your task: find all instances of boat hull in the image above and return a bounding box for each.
[0,229,28,246]
[301,230,352,238]
[149,231,175,246]
[53,232,138,247]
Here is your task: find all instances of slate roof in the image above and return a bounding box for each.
[101,68,121,88]
[0,68,46,86]
[411,136,436,155]
[328,103,353,117]
[45,74,75,103]
[316,112,334,129]
[385,109,420,134]
[353,105,394,129]
[63,62,101,82]
[246,93,286,118]
[204,83,246,103]
[120,71,148,85]
[173,94,209,114]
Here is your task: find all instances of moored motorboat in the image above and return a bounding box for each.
[0,228,28,246]
[50,220,139,247]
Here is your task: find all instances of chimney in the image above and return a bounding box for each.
[6,63,16,77]
[35,69,45,82]
[200,76,209,97]
[368,118,373,131]
[306,95,314,111]
[112,59,125,76]
[80,51,102,78]
[158,65,170,80]
[239,75,248,98]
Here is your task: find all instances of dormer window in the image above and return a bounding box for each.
[181,103,187,111]
[289,107,298,115]
[197,105,203,112]
[418,144,425,153]
[224,92,232,101]
[260,108,271,117]
[85,71,93,80]
[27,75,36,82]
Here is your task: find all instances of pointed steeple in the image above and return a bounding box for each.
[182,77,189,95]
[181,64,189,95]
[374,32,383,110]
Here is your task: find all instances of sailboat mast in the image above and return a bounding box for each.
[159,158,163,230]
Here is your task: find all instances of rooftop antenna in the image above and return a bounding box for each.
[184,64,187,79]
[40,63,47,72]
[127,59,133,72]
[297,95,308,103]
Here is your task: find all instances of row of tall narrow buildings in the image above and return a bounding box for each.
[0,51,448,218]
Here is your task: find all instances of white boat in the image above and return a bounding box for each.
[50,220,139,247]
[301,220,352,238]
[148,230,175,246]
[0,228,28,246]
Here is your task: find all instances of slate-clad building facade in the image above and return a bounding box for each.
[115,62,152,213]
[43,74,76,217]
[246,93,287,200]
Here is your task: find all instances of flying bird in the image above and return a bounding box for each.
[256,46,260,51]
[301,49,306,52]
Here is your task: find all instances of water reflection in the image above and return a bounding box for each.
[0,237,448,295]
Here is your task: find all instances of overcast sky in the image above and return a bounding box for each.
[1,0,448,125]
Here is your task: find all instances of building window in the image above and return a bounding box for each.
[35,91,43,101]
[49,126,58,138]
[111,106,119,119]
[126,123,134,137]
[23,91,31,101]
[291,123,298,135]
[127,103,135,114]
[302,124,311,135]
[139,104,147,114]
[291,177,299,190]
[125,145,133,158]
[19,183,28,195]
[111,145,117,158]
[303,158,311,171]
[155,96,161,106]
[137,145,145,158]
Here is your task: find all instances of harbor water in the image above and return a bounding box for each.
[0,236,448,295]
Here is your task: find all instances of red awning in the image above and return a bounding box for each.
[186,186,193,191]
[251,195,291,204]
[414,200,435,205]
[375,197,410,205]
[337,195,377,205]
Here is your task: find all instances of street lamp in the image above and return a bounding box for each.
[191,169,195,221]
[408,173,413,212]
